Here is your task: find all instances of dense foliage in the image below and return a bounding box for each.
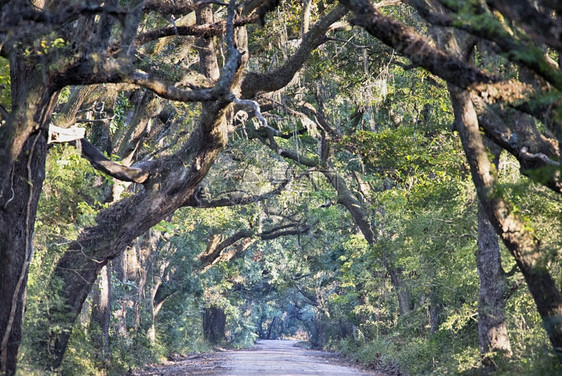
[0,0,560,375]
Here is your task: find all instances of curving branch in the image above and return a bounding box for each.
[0,3,127,31]
[341,0,558,125]
[409,0,562,90]
[52,58,216,102]
[184,177,290,207]
[143,0,199,14]
[472,97,561,193]
[343,3,513,89]
[135,14,259,45]
[198,223,311,270]
[72,138,157,183]
[484,0,562,52]
[241,5,349,98]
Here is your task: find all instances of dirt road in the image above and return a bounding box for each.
[221,340,374,375]
[136,339,377,375]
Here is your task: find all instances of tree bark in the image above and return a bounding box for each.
[0,51,59,375]
[477,200,512,359]
[90,264,111,362]
[449,86,562,363]
[0,131,48,376]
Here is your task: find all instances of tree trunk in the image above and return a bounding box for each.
[0,131,48,376]
[477,200,512,359]
[449,86,562,363]
[0,53,58,375]
[133,230,161,332]
[90,265,111,362]
[203,307,226,344]
[388,265,414,316]
[112,253,130,338]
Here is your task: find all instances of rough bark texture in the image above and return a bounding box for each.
[477,200,512,358]
[0,131,48,376]
[240,5,348,98]
[42,107,232,369]
[341,0,556,124]
[0,51,59,374]
[36,3,247,367]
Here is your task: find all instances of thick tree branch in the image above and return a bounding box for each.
[143,0,199,15]
[241,5,349,98]
[135,15,259,45]
[472,97,561,193]
[486,0,562,52]
[52,59,216,102]
[340,0,547,110]
[184,178,290,207]
[0,3,127,30]
[72,139,157,183]
[409,0,562,89]
[198,223,311,269]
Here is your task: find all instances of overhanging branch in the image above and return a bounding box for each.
[198,222,311,270]
[241,5,349,98]
[136,15,259,45]
[340,0,552,120]
[72,138,157,183]
[53,59,216,102]
[183,178,290,207]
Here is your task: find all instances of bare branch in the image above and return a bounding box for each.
[198,223,311,269]
[230,94,268,128]
[241,5,349,98]
[135,15,259,45]
[184,178,290,207]
[519,147,560,167]
[72,138,157,183]
[53,59,216,102]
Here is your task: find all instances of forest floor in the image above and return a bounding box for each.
[134,339,383,375]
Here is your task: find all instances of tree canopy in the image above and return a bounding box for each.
[0,0,560,375]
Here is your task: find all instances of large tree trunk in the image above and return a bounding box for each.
[477,200,512,359]
[40,133,227,369]
[449,86,562,363]
[0,132,48,376]
[476,138,511,359]
[0,52,58,375]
